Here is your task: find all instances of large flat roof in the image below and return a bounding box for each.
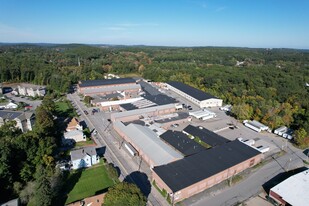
[114,121,183,166]
[270,169,309,206]
[184,125,229,147]
[79,78,136,88]
[167,81,219,101]
[160,130,205,156]
[111,104,175,121]
[81,84,140,94]
[153,140,261,192]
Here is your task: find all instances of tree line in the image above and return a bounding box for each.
[0,44,308,147]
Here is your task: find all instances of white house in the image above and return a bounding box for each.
[0,110,35,132]
[70,147,99,170]
[17,84,46,97]
[66,117,83,132]
[63,130,86,145]
[166,81,222,108]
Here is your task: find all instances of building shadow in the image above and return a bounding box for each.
[96,146,106,157]
[262,166,308,194]
[124,171,151,198]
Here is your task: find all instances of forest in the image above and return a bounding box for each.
[0,44,308,147]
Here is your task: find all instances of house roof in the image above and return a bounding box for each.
[184,125,229,147]
[67,117,79,128]
[64,130,83,138]
[79,78,136,88]
[160,130,205,156]
[114,121,183,166]
[70,147,97,161]
[153,140,261,192]
[0,110,23,120]
[167,81,219,101]
[270,169,309,206]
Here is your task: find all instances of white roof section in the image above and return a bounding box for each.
[245,120,268,130]
[189,109,216,119]
[81,84,141,94]
[111,104,175,120]
[99,97,143,107]
[114,121,183,166]
[271,169,309,206]
[274,126,288,133]
[64,130,83,138]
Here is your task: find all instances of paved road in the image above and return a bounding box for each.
[67,93,168,206]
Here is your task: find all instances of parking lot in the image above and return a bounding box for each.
[156,86,283,157]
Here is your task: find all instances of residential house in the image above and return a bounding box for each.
[17,84,46,97]
[0,110,35,132]
[0,102,18,110]
[66,117,83,132]
[70,147,99,169]
[63,130,86,145]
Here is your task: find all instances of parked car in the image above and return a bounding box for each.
[84,110,88,115]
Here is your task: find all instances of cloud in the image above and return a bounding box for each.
[215,6,226,12]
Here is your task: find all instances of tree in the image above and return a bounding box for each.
[104,182,146,206]
[34,105,55,136]
[231,103,253,120]
[32,166,53,206]
[294,128,309,148]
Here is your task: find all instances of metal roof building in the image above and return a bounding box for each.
[270,169,309,206]
[111,103,176,122]
[114,121,183,167]
[166,81,223,108]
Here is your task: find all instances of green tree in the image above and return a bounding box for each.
[231,103,253,120]
[34,105,55,136]
[104,182,147,206]
[33,166,53,206]
[294,128,309,148]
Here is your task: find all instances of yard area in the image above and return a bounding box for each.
[55,100,77,118]
[65,163,115,204]
[75,139,96,148]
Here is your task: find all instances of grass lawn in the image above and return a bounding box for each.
[75,139,95,147]
[55,101,70,112]
[55,101,77,117]
[65,164,115,204]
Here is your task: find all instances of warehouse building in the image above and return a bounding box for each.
[166,81,223,108]
[113,121,183,167]
[110,104,176,122]
[269,169,309,206]
[152,140,262,203]
[77,78,141,96]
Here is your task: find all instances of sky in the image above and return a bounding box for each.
[0,0,308,49]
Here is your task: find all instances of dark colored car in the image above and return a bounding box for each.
[84,110,88,115]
